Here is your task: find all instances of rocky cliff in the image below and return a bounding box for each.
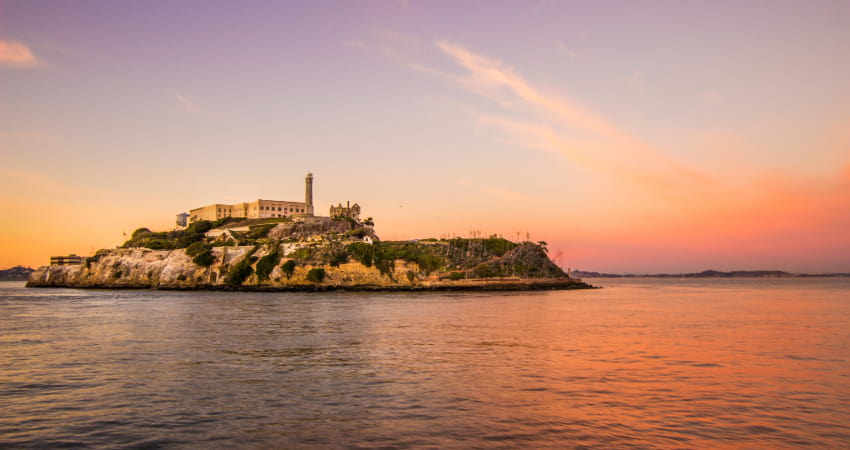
[27,219,591,291]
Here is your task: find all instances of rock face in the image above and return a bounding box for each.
[27,240,591,291]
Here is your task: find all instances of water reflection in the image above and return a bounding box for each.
[1,279,850,447]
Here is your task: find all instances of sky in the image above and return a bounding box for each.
[1,0,849,273]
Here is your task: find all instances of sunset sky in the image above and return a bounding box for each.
[2,0,849,273]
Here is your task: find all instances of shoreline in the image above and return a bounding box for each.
[25,278,595,292]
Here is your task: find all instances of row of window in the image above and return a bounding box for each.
[215,208,305,215]
[260,206,305,213]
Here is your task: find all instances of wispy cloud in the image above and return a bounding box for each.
[0,40,39,68]
[344,29,420,60]
[172,92,207,115]
[431,40,709,190]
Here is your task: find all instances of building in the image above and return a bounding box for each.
[330,201,361,221]
[50,254,85,266]
[176,212,190,227]
[187,173,315,223]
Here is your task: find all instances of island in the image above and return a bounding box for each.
[28,173,590,292]
[27,173,592,291]
[27,217,589,291]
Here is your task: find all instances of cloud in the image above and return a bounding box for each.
[172,92,207,115]
[432,40,710,190]
[344,29,420,60]
[0,40,39,67]
[387,37,850,270]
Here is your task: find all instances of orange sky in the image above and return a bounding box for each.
[2,1,849,273]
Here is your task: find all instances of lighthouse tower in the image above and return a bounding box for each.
[305,172,314,216]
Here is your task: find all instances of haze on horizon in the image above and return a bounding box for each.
[1,0,849,274]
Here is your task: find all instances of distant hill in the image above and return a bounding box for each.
[573,269,850,278]
[0,266,35,281]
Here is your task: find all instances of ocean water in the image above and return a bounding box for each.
[1,278,849,448]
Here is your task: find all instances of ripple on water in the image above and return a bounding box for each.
[1,279,850,447]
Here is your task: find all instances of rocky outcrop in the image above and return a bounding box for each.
[27,240,592,291]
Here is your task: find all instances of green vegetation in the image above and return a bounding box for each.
[406,270,416,283]
[345,227,370,239]
[193,252,215,267]
[186,242,215,267]
[445,272,465,280]
[121,218,242,250]
[246,223,277,240]
[347,242,373,267]
[255,248,282,282]
[306,267,326,283]
[224,246,258,285]
[372,242,445,276]
[288,247,313,261]
[281,260,296,279]
[328,249,349,267]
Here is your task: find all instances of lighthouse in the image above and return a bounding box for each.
[305,172,314,216]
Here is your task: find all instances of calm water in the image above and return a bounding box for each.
[2,278,850,448]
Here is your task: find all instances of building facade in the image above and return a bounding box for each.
[50,254,85,266]
[329,201,361,221]
[186,173,315,223]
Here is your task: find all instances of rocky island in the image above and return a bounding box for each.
[27,216,590,292]
[28,173,590,292]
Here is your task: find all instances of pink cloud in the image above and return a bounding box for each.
[0,40,39,67]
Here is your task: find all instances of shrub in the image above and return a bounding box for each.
[143,238,174,250]
[186,220,213,234]
[177,274,187,281]
[347,242,373,267]
[186,242,214,267]
[306,267,326,283]
[246,223,277,240]
[289,247,313,261]
[132,227,151,238]
[474,263,498,278]
[193,251,215,267]
[345,227,370,239]
[446,272,465,281]
[175,233,205,248]
[482,238,518,257]
[186,242,211,257]
[329,250,348,267]
[406,270,416,283]
[223,247,258,285]
[281,260,296,279]
[256,250,281,282]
